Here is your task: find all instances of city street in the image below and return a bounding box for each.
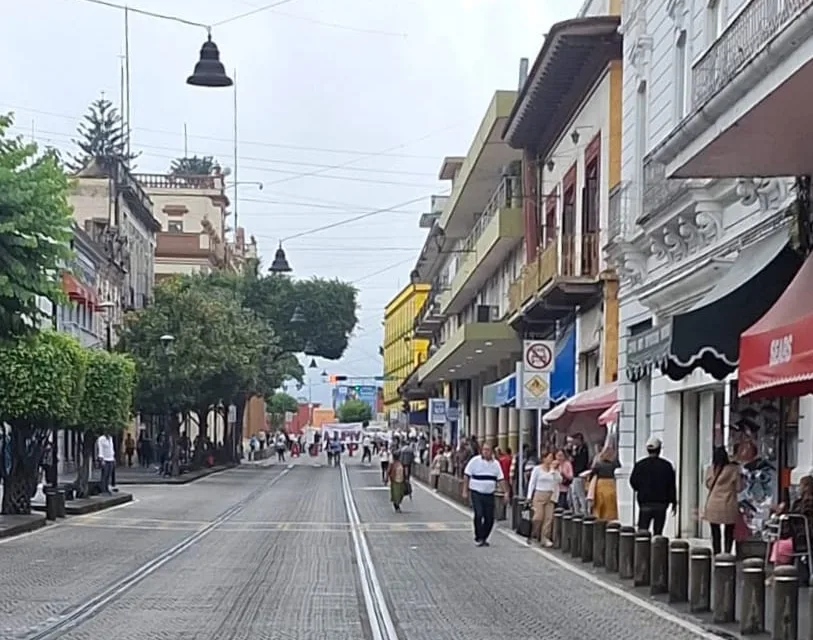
[1,458,718,640]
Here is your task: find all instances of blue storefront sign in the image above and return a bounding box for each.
[550,324,576,402]
[482,372,517,408]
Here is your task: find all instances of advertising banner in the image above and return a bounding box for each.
[333,385,378,414]
[320,422,363,443]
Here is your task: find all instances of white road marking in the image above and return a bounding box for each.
[414,480,722,640]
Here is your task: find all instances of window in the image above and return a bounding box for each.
[167,219,184,233]
[675,30,690,120]
[707,0,724,42]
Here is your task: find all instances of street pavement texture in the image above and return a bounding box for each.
[0,457,720,640]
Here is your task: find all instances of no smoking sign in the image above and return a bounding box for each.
[523,340,554,373]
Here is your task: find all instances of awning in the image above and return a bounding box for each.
[598,402,620,426]
[542,382,617,425]
[626,231,801,382]
[482,372,516,408]
[61,272,98,308]
[550,324,576,402]
[740,249,813,397]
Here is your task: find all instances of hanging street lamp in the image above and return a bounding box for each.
[187,32,234,87]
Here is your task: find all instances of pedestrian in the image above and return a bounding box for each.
[526,450,560,547]
[248,435,258,461]
[124,433,135,468]
[555,449,573,510]
[95,431,116,495]
[567,434,590,515]
[629,437,677,535]
[704,446,743,555]
[388,450,407,513]
[329,436,342,467]
[361,434,372,464]
[379,443,391,483]
[462,443,507,547]
[588,445,620,521]
[275,432,286,462]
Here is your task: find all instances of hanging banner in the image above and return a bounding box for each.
[320,422,363,443]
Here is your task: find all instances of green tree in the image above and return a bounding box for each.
[169,155,219,176]
[0,332,86,514]
[69,98,138,172]
[74,349,135,497]
[336,399,372,424]
[266,392,298,429]
[0,114,74,339]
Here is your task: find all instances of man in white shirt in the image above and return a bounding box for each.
[361,435,372,464]
[96,432,116,495]
[462,443,507,547]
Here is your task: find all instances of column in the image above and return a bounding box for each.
[478,376,486,443]
[508,407,519,454]
[469,376,479,441]
[498,407,508,451]
[519,409,532,453]
[792,396,813,485]
[485,407,497,448]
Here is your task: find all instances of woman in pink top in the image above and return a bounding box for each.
[555,449,573,510]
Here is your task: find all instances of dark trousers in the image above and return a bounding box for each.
[381,461,389,483]
[710,523,735,555]
[362,447,371,463]
[100,461,114,493]
[277,449,285,462]
[637,503,668,536]
[471,490,496,542]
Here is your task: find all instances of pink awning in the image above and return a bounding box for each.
[566,382,617,413]
[598,402,620,425]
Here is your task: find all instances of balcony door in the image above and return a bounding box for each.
[581,158,600,276]
[562,187,576,275]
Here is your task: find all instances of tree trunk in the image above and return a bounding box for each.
[1,424,47,515]
[74,433,95,499]
[170,413,181,476]
[234,396,247,464]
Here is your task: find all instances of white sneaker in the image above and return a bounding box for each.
[541,537,553,548]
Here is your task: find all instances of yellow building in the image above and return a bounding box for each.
[382,283,430,411]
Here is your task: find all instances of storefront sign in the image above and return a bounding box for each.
[482,373,516,408]
[428,398,448,424]
[626,322,673,380]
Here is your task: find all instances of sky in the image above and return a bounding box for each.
[1,0,574,407]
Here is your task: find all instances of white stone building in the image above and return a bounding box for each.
[609,0,810,538]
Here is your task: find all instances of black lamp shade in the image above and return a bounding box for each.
[187,35,233,88]
[308,358,318,369]
[269,244,292,273]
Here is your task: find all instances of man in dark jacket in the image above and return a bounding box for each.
[629,437,677,535]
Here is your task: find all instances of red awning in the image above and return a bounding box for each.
[61,272,99,308]
[739,251,813,397]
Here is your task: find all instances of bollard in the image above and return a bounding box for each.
[690,547,712,613]
[55,488,66,518]
[634,530,652,587]
[739,557,765,635]
[552,508,563,549]
[605,521,621,573]
[512,497,523,531]
[669,539,690,603]
[561,511,573,554]
[581,515,595,563]
[593,520,607,568]
[44,487,58,521]
[713,553,737,624]
[772,564,799,640]
[619,525,636,579]
[650,535,669,595]
[571,515,583,558]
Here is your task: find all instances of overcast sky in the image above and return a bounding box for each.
[2,0,573,406]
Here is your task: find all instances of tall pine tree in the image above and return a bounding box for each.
[69,97,138,172]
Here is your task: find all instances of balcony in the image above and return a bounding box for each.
[640,158,689,224]
[606,182,630,247]
[440,177,524,316]
[155,232,219,263]
[656,0,813,178]
[507,232,602,327]
[136,173,224,191]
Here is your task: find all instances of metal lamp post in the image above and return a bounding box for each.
[159,334,175,475]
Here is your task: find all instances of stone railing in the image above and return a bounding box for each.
[692,0,812,108]
[135,173,222,190]
[642,157,688,222]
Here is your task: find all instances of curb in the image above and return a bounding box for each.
[32,491,134,515]
[0,514,47,539]
[113,464,235,485]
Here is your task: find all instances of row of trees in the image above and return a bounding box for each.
[265,392,373,429]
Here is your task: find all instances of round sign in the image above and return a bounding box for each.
[525,342,553,370]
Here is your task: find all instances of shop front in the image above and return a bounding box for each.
[622,230,801,533]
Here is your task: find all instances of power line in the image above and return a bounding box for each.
[212,0,299,27]
[72,0,209,29]
[350,258,415,284]
[2,104,438,159]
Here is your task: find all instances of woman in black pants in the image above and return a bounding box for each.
[704,447,743,555]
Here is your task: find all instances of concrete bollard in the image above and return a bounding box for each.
[561,511,573,554]
[44,487,58,521]
[619,525,636,579]
[605,521,620,573]
[772,564,799,640]
[689,547,712,613]
[593,519,607,568]
[739,557,765,635]
[634,530,652,587]
[552,508,564,549]
[668,539,690,603]
[713,553,737,624]
[55,488,66,518]
[581,515,595,563]
[571,515,583,558]
[650,535,669,595]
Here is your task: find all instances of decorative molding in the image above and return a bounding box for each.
[666,0,690,30]
[629,35,654,89]
[608,240,648,286]
[735,178,788,213]
[645,199,725,266]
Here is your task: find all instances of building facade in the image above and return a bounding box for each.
[609,0,807,534]
[382,283,431,412]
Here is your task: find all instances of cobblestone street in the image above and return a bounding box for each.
[1,458,723,639]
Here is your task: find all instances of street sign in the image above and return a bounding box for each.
[228,404,237,424]
[523,340,555,373]
[428,398,448,424]
[515,361,551,410]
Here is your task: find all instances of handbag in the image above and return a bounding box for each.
[518,502,533,539]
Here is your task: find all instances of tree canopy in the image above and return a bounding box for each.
[169,155,219,176]
[78,349,136,436]
[0,114,75,339]
[336,399,372,424]
[69,98,137,171]
[266,392,298,429]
